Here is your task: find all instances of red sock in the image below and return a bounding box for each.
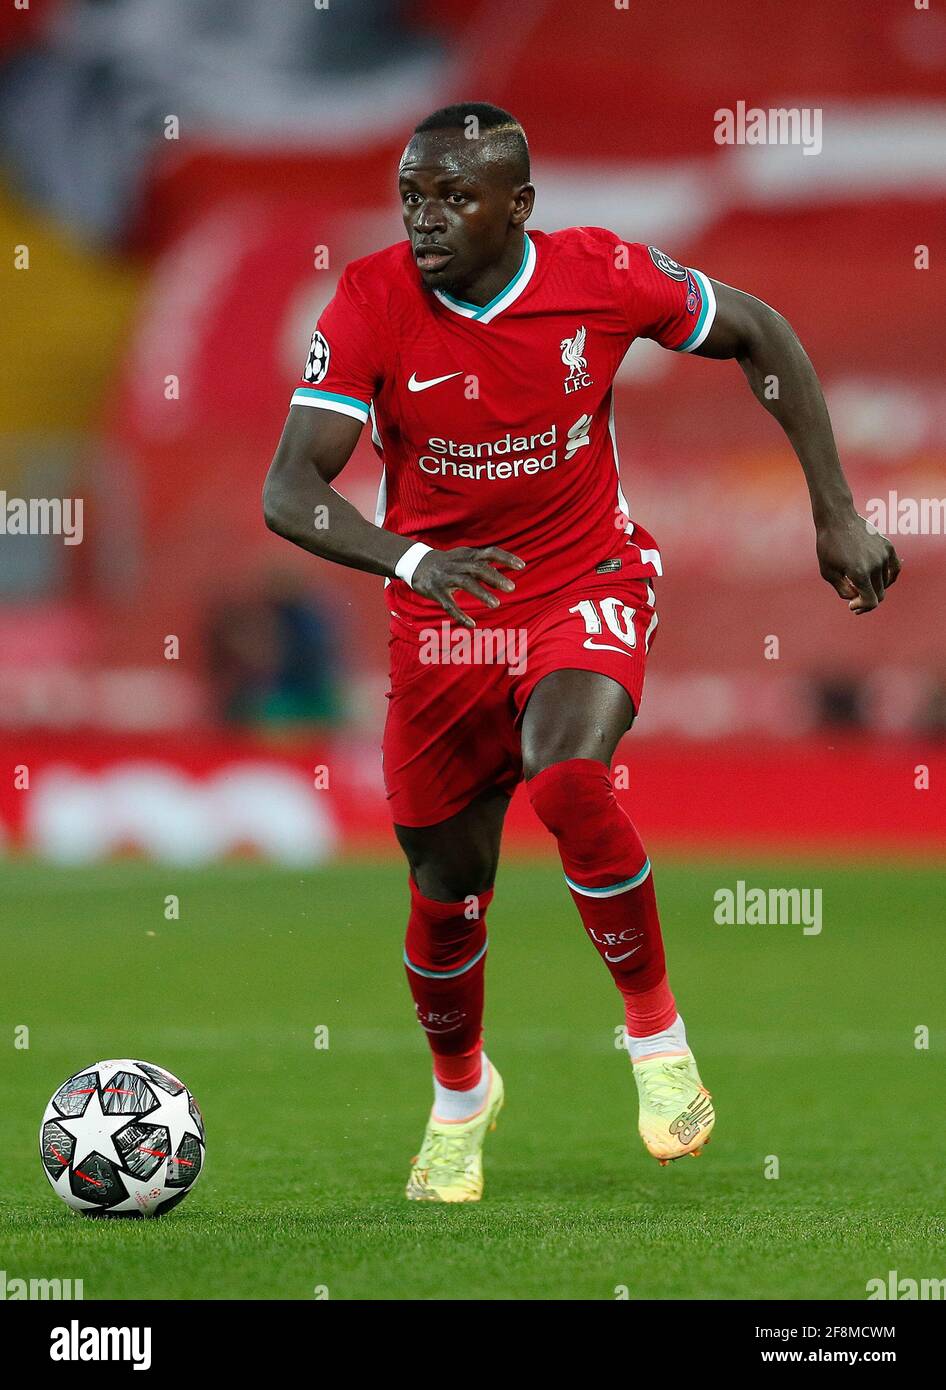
[527,758,676,1036]
[403,877,492,1090]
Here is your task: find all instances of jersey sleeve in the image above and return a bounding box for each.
[290,269,385,424]
[614,242,717,353]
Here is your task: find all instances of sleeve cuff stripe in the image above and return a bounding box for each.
[291,388,370,421]
[674,270,717,352]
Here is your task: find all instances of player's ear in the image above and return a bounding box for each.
[510,183,535,227]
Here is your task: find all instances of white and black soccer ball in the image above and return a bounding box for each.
[302,329,330,384]
[39,1059,205,1217]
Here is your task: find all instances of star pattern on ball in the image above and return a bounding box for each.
[56,1083,129,1172]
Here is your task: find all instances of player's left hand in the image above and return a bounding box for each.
[815,511,901,614]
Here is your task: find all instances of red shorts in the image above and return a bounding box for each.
[382,574,658,827]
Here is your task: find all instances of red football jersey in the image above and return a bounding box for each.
[291,227,716,623]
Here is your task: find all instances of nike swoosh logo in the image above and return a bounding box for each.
[582,639,633,656]
[604,944,644,963]
[408,371,462,393]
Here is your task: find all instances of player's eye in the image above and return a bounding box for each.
[447,193,468,204]
[401,192,422,206]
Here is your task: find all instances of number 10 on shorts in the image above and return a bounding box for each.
[569,597,638,653]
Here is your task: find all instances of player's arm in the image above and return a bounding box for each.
[262,406,522,628]
[693,281,901,613]
[264,405,408,576]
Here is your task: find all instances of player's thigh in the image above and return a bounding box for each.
[384,615,520,829]
[517,577,656,778]
[394,785,511,902]
[520,669,634,781]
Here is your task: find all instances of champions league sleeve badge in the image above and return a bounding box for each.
[647,246,689,282]
[302,330,331,384]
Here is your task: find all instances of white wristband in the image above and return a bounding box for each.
[394,541,433,589]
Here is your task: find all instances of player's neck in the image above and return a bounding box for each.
[455,231,526,308]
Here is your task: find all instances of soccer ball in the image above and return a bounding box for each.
[39,1059,205,1217]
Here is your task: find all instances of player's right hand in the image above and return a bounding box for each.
[815,511,901,615]
[411,546,525,628]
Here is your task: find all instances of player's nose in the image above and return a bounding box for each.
[414,203,447,234]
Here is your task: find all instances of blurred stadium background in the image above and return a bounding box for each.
[1,0,944,865]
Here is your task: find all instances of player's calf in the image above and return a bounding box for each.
[526,758,675,1028]
[403,876,491,1101]
[402,876,503,1193]
[526,756,716,1162]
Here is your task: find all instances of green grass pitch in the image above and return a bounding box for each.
[1,856,944,1301]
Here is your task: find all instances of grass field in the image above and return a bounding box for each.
[1,856,944,1301]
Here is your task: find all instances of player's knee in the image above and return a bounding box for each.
[418,867,494,902]
[401,846,497,904]
[396,810,501,904]
[526,756,615,844]
[521,721,624,785]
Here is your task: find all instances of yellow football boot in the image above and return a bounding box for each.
[406,1063,504,1202]
[632,1051,715,1164]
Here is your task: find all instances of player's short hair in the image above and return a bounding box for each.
[413,102,530,184]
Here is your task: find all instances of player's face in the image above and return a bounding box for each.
[398,132,530,294]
